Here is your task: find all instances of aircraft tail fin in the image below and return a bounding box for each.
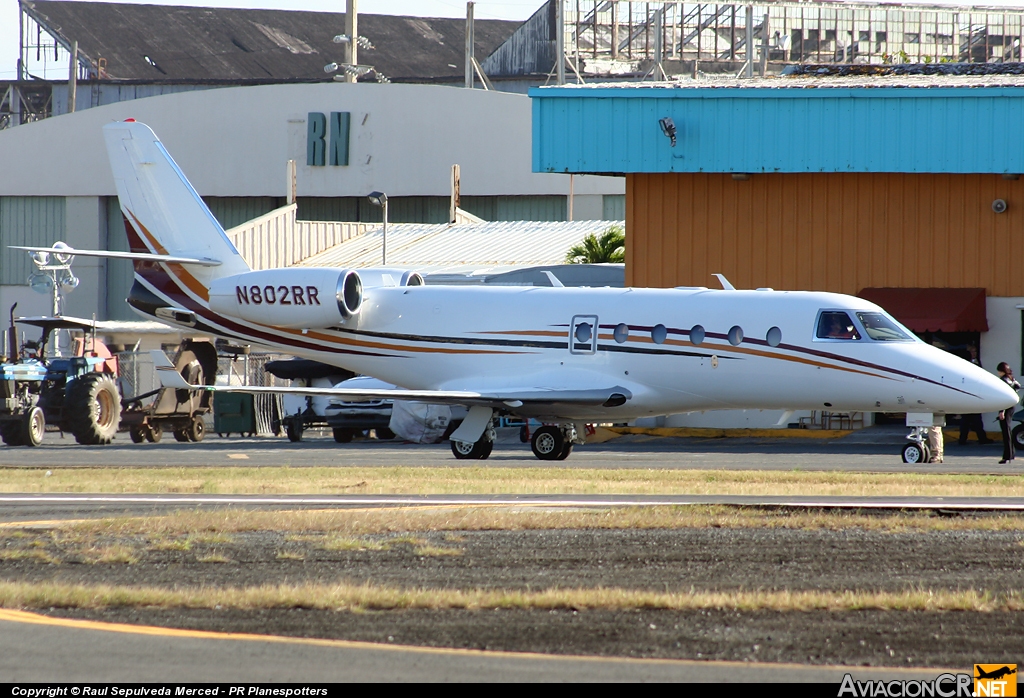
[103,120,249,280]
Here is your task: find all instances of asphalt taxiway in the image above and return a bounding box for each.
[0,610,956,683]
[0,427,1018,474]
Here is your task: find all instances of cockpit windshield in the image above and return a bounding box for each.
[855,311,914,342]
[816,311,860,340]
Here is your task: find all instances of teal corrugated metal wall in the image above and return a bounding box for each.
[0,197,65,286]
[531,85,1024,174]
[462,195,567,221]
[603,195,625,220]
[203,197,284,230]
[298,196,568,223]
[105,197,136,322]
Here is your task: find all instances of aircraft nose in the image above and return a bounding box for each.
[978,372,1021,413]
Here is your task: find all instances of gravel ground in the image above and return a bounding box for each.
[5,526,1024,666]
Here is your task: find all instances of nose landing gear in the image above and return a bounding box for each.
[901,426,931,464]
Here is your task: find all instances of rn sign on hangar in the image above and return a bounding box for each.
[307,111,350,166]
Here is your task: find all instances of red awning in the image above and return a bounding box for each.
[857,288,988,333]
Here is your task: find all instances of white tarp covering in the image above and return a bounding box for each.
[389,400,452,444]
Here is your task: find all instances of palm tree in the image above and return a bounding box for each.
[565,225,625,264]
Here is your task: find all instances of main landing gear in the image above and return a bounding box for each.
[530,425,575,460]
[449,416,585,461]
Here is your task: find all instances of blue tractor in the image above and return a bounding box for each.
[0,306,121,447]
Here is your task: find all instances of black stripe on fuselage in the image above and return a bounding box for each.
[329,327,570,351]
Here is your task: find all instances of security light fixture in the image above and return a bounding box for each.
[731,173,751,181]
[658,117,677,147]
[368,191,389,264]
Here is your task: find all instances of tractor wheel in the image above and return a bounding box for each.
[22,407,45,447]
[1,421,24,446]
[129,425,146,443]
[173,428,190,443]
[146,424,163,443]
[67,373,121,445]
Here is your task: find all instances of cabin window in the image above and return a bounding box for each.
[613,323,629,343]
[651,324,667,344]
[816,311,861,340]
[728,325,744,346]
[689,325,705,345]
[574,322,593,344]
[855,312,913,342]
[766,326,782,347]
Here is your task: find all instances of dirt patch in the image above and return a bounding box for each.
[4,526,1024,666]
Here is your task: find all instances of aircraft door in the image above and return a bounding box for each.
[570,315,598,355]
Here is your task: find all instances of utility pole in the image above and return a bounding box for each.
[465,2,475,88]
[556,0,565,85]
[450,164,461,223]
[345,0,358,83]
[744,5,754,78]
[68,40,77,113]
[759,13,769,77]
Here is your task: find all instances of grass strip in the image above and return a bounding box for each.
[0,581,1017,613]
[2,466,1023,497]
[25,506,1024,538]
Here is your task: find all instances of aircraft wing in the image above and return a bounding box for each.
[151,351,631,409]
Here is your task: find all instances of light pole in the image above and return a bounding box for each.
[368,191,388,265]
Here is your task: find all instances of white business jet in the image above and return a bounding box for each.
[15,121,1018,460]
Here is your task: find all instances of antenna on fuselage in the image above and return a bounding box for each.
[713,274,736,291]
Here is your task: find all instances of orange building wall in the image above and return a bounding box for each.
[626,173,1024,296]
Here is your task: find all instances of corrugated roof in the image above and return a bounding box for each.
[24,0,520,81]
[298,220,624,274]
[549,73,1024,90]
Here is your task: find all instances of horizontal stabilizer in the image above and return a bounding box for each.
[9,245,221,267]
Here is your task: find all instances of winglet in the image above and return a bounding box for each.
[712,273,736,291]
[150,350,194,390]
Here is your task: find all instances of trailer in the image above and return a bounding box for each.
[120,339,218,443]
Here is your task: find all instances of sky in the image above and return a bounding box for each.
[6,0,1024,81]
[0,0,541,80]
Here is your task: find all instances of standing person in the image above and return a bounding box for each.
[959,345,993,445]
[927,340,946,462]
[927,423,944,463]
[996,362,1021,464]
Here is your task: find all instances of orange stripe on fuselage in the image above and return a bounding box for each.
[128,211,209,301]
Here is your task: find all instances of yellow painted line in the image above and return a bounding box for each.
[0,608,952,673]
[610,426,852,440]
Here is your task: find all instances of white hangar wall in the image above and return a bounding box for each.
[0,83,623,322]
[0,82,621,199]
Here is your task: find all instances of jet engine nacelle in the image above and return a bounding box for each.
[208,268,362,329]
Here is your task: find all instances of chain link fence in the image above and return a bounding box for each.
[115,349,289,437]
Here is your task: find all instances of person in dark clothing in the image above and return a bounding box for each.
[960,345,993,445]
[996,362,1021,464]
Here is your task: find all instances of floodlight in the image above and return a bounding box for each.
[52,241,74,266]
[27,272,53,295]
